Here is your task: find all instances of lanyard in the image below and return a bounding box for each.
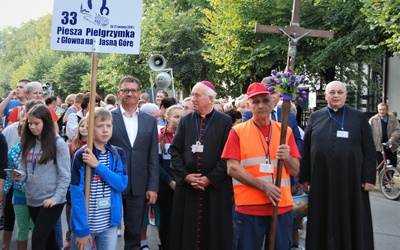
[31,145,42,175]
[326,105,346,130]
[195,109,216,142]
[253,121,272,163]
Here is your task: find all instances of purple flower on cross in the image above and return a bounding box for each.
[267,69,307,102]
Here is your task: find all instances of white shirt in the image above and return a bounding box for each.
[271,106,278,121]
[2,122,20,150]
[66,110,84,141]
[120,106,139,147]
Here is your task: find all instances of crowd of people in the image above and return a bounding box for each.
[0,76,388,250]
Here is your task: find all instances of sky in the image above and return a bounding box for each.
[0,0,54,28]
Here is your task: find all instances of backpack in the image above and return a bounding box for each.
[57,111,66,137]
[58,105,80,141]
[54,136,62,164]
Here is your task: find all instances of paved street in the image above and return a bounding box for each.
[0,189,399,249]
[369,189,400,249]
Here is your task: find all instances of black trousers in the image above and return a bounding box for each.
[3,187,15,231]
[28,203,64,250]
[158,189,174,250]
[123,193,146,250]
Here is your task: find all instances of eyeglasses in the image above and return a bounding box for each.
[119,88,140,94]
[190,94,205,99]
[327,90,345,96]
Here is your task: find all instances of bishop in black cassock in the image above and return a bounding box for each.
[169,81,233,250]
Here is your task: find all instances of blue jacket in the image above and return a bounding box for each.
[70,143,128,237]
[275,107,304,152]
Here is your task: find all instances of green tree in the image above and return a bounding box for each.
[0,14,70,95]
[361,0,400,54]
[0,22,38,94]
[202,0,290,97]
[300,0,387,92]
[0,0,391,100]
[202,0,387,95]
[96,54,145,95]
[45,53,92,97]
[98,0,213,98]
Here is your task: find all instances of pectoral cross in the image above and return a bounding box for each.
[255,0,334,72]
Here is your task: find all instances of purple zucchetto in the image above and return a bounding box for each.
[199,81,216,92]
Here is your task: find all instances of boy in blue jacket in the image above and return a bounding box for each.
[70,107,127,250]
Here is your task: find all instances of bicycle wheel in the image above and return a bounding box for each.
[379,167,400,200]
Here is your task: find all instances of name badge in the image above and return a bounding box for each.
[97,198,111,209]
[191,141,204,153]
[29,175,37,183]
[336,130,349,138]
[260,163,274,173]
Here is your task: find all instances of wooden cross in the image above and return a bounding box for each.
[255,0,334,72]
[255,1,334,250]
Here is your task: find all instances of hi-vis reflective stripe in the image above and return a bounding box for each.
[232,176,291,187]
[241,157,278,167]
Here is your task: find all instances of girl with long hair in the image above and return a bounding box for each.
[1,100,42,250]
[11,104,70,249]
[69,117,88,158]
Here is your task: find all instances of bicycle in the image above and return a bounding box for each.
[376,142,400,200]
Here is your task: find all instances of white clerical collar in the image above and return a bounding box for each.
[327,105,340,112]
[199,107,214,118]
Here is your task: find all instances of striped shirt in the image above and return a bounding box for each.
[88,151,112,233]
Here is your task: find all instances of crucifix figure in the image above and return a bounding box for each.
[255,0,334,72]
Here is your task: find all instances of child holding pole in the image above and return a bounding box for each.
[70,107,127,250]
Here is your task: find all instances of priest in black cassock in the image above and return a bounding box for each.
[169,81,233,250]
[299,81,376,250]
